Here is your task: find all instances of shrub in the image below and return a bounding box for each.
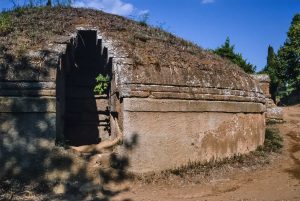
[138,12,149,27]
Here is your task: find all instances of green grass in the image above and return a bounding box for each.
[260,127,283,153]
[0,12,13,36]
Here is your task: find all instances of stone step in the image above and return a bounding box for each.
[66,69,107,78]
[66,72,110,87]
[72,67,101,77]
[65,126,100,146]
[65,112,109,123]
[65,125,110,146]
[65,98,109,112]
[66,87,109,98]
[65,121,109,127]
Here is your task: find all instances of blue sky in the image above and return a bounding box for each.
[1,0,299,71]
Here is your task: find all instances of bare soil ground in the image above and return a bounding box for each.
[114,106,300,201]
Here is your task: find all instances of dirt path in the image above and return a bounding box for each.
[116,106,300,201]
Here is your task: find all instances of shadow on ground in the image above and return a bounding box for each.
[0,37,138,200]
[286,130,300,182]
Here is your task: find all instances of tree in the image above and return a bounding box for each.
[214,37,256,73]
[46,0,52,6]
[263,45,284,101]
[278,14,300,93]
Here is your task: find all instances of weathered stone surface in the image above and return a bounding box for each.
[65,98,108,113]
[79,183,102,194]
[117,111,265,173]
[0,97,56,112]
[0,64,57,81]
[123,98,265,113]
[119,82,267,102]
[0,28,269,176]
[0,113,56,178]
[0,81,56,89]
[0,113,56,138]
[0,49,59,82]
[53,183,66,194]
[251,74,270,83]
[0,89,56,97]
[252,74,283,121]
[116,62,264,103]
[266,107,284,121]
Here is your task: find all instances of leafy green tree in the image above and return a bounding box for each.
[214,37,256,73]
[278,14,300,93]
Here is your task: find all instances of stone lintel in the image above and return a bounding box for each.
[0,97,56,113]
[123,98,265,113]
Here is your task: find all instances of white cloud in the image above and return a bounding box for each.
[201,0,215,4]
[138,9,149,16]
[72,0,134,16]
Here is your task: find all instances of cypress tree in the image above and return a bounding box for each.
[214,37,256,73]
[46,0,52,6]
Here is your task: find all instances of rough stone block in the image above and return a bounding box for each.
[0,113,56,178]
[117,111,265,173]
[0,97,56,113]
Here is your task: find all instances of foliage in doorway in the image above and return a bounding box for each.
[94,74,110,95]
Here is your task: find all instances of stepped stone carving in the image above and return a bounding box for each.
[251,74,283,122]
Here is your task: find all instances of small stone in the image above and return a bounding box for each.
[79,183,102,194]
[53,183,66,195]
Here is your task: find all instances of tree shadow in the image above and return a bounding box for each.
[279,88,300,106]
[285,131,300,182]
[0,44,138,201]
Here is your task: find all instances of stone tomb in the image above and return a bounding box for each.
[0,29,266,174]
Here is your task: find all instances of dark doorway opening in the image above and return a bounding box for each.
[61,29,111,146]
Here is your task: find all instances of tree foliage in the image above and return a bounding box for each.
[46,0,52,6]
[278,14,300,91]
[214,37,256,73]
[263,45,284,101]
[262,14,300,103]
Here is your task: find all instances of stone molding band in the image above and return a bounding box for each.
[123,98,266,113]
[119,84,266,104]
